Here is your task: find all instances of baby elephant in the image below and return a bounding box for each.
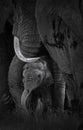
[21,56,54,114]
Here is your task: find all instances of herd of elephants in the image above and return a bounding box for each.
[0,0,83,125]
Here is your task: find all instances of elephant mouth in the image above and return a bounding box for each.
[14,36,40,63]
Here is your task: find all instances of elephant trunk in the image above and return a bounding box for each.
[8,55,25,107]
[13,0,41,63]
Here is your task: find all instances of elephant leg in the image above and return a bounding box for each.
[52,63,78,112]
[52,62,66,112]
[8,55,25,108]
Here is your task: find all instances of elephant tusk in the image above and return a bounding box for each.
[14,36,40,63]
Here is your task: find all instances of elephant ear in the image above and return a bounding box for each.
[35,0,83,74]
[0,0,13,33]
[36,0,83,42]
[36,0,71,73]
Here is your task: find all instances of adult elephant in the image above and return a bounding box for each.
[36,0,83,110]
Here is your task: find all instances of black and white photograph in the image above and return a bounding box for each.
[0,0,83,129]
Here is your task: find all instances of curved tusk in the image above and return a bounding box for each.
[14,36,40,63]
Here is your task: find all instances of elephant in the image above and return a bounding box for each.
[6,0,83,115]
[35,0,83,110]
[21,56,54,115]
[0,0,81,118]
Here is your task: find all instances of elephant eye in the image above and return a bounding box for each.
[45,32,65,49]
